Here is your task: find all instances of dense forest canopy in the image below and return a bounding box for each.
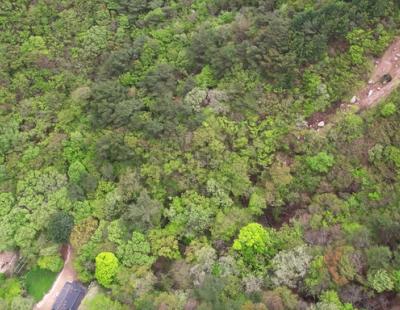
[1,0,400,309]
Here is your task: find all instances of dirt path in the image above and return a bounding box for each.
[308,37,400,128]
[34,245,77,310]
[357,37,400,108]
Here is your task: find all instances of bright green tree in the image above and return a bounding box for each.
[306,152,335,174]
[95,252,119,288]
[232,223,276,270]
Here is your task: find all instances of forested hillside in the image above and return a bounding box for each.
[1,0,400,309]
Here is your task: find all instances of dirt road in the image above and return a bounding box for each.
[34,245,77,310]
[357,37,400,108]
[308,37,400,128]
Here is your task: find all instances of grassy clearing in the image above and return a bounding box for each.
[25,268,57,301]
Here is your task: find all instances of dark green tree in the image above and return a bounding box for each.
[47,211,74,243]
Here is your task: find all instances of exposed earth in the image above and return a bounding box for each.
[308,37,400,128]
[34,245,77,310]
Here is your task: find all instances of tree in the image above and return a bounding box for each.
[0,192,14,217]
[271,245,312,288]
[248,190,267,216]
[232,223,276,270]
[165,191,215,239]
[211,207,251,242]
[37,255,63,272]
[117,231,155,267]
[306,152,335,174]
[10,296,35,310]
[95,252,119,288]
[123,190,161,231]
[149,229,180,259]
[81,293,126,310]
[304,255,332,296]
[68,160,87,183]
[70,217,99,251]
[0,276,21,302]
[47,211,74,243]
[367,269,394,293]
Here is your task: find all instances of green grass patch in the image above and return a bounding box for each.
[25,268,57,301]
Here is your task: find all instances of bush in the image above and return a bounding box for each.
[271,245,312,288]
[304,255,332,296]
[380,102,396,117]
[367,269,394,293]
[248,190,267,216]
[68,160,87,183]
[95,252,119,288]
[306,152,335,174]
[37,255,63,272]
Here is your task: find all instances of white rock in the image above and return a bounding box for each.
[317,121,325,127]
[368,90,374,97]
[377,87,381,90]
[368,80,374,84]
[350,96,358,104]
[396,53,400,57]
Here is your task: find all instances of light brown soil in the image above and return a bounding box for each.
[308,37,400,128]
[0,251,17,275]
[34,245,77,310]
[357,37,400,108]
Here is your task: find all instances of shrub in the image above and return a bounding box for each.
[117,231,155,267]
[393,270,400,292]
[37,255,63,273]
[68,160,87,183]
[367,269,394,293]
[306,152,335,174]
[380,102,396,117]
[95,252,119,288]
[271,245,312,288]
[304,255,332,296]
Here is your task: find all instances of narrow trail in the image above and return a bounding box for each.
[308,37,400,128]
[357,37,400,108]
[34,245,77,310]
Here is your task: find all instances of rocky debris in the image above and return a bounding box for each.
[368,89,374,97]
[396,53,400,57]
[381,73,392,84]
[368,80,374,84]
[350,96,358,104]
[317,121,325,127]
